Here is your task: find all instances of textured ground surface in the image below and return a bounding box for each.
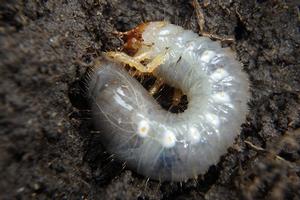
[1,0,300,199]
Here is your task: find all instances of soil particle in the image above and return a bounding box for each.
[0,0,299,199]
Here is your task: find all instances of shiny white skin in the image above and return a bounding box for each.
[89,22,249,181]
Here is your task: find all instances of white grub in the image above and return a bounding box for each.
[89,22,250,182]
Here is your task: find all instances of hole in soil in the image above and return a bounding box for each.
[234,18,248,40]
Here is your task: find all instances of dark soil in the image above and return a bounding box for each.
[1,0,300,199]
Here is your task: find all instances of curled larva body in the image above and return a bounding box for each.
[89,22,249,182]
